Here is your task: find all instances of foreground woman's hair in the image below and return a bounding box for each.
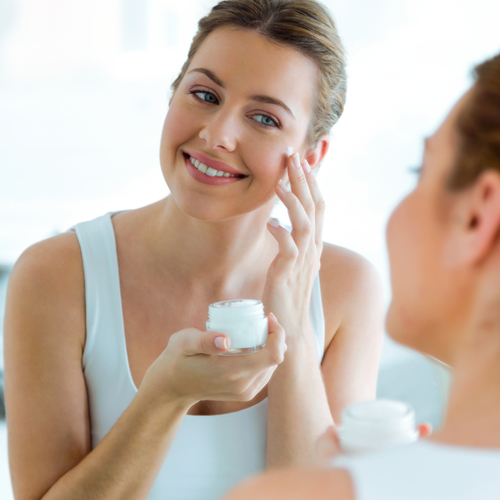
[449,53,500,189]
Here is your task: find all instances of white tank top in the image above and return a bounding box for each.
[334,440,500,500]
[74,213,326,500]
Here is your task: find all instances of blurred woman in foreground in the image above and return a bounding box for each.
[224,53,500,499]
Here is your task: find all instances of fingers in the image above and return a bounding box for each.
[266,312,287,361]
[418,422,433,438]
[305,163,326,248]
[287,153,316,226]
[266,219,298,276]
[178,328,231,356]
[222,313,286,374]
[275,152,324,255]
[275,167,313,257]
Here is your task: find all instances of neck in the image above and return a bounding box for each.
[144,196,278,295]
[433,310,500,448]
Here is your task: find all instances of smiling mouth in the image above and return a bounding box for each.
[184,153,246,178]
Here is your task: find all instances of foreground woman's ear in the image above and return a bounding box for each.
[446,169,500,266]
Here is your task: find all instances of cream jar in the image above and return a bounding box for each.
[338,399,419,454]
[206,299,268,355]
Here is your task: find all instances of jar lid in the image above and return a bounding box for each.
[340,399,418,449]
[208,299,264,322]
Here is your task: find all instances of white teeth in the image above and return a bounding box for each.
[189,156,237,178]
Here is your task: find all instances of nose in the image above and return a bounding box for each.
[199,108,239,152]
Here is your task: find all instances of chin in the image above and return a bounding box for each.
[386,302,454,367]
[386,301,432,353]
[170,190,248,222]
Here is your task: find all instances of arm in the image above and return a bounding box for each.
[4,235,190,500]
[5,234,286,500]
[320,246,385,424]
[265,248,384,466]
[222,467,355,500]
[264,155,334,467]
[263,154,384,467]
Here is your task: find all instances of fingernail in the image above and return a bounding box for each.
[267,218,280,229]
[302,159,311,173]
[215,337,228,350]
[269,312,277,320]
[278,179,290,192]
[286,147,293,157]
[292,152,301,169]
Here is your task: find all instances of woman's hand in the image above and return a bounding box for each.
[140,313,287,409]
[262,152,323,340]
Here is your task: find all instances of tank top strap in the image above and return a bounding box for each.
[310,273,325,363]
[73,213,128,374]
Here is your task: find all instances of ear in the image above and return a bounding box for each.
[447,170,500,266]
[304,134,330,172]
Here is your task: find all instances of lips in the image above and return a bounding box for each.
[183,153,246,186]
[184,151,246,177]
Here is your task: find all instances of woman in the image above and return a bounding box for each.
[4,1,384,499]
[223,54,500,500]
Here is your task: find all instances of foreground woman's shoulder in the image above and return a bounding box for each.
[222,467,355,500]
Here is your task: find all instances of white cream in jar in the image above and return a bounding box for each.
[338,399,419,455]
[206,299,268,355]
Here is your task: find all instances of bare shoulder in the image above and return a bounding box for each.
[6,230,85,352]
[12,230,83,278]
[223,467,355,500]
[319,243,384,329]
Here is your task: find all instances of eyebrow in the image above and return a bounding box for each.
[187,67,295,118]
[188,68,225,88]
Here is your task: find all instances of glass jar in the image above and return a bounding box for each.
[206,299,268,356]
[339,399,419,454]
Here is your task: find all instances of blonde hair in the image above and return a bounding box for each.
[171,0,347,146]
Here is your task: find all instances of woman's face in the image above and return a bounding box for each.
[160,27,319,221]
[386,92,474,363]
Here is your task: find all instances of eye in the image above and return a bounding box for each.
[191,90,219,104]
[251,114,279,128]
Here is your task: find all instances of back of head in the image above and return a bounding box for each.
[448,53,500,190]
[171,0,347,146]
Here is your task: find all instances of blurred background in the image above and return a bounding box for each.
[0,0,499,497]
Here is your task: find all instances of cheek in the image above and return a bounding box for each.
[160,103,195,163]
[249,145,287,182]
[386,192,461,353]
[386,198,414,284]
[386,196,432,334]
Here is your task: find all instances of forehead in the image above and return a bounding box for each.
[188,27,319,118]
